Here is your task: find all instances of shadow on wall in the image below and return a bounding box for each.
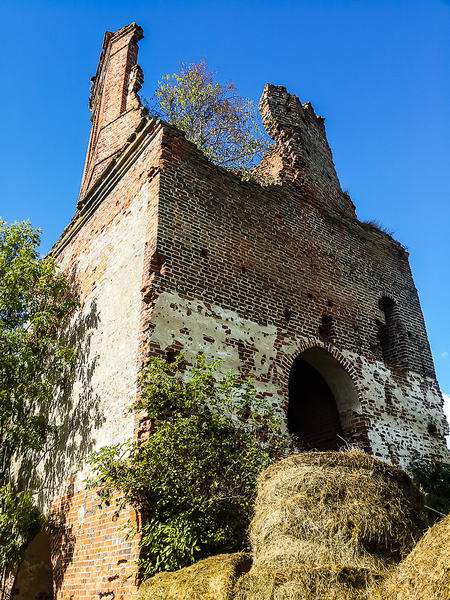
[47,477,77,596]
[17,292,105,507]
[15,286,105,595]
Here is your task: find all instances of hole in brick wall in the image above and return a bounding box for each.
[307,292,314,300]
[150,251,167,276]
[319,314,334,341]
[166,350,178,364]
[12,532,54,600]
[288,355,344,451]
[287,347,361,452]
[327,299,333,308]
[427,422,437,436]
[200,248,209,258]
[284,308,292,321]
[379,296,395,315]
[377,296,406,367]
[241,265,247,274]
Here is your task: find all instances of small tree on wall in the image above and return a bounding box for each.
[90,353,291,578]
[0,220,77,591]
[151,61,272,173]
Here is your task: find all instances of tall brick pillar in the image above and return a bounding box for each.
[79,22,145,204]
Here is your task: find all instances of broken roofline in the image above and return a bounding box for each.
[78,20,350,206]
[56,22,405,255]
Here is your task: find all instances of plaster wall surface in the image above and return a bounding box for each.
[148,290,448,470]
[54,174,150,497]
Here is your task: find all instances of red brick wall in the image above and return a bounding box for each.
[143,108,447,465]
[79,23,146,203]
[50,489,139,600]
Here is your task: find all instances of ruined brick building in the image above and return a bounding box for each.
[12,22,448,600]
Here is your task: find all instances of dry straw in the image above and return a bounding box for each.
[235,449,426,599]
[375,513,450,600]
[234,565,385,600]
[249,450,426,570]
[137,552,251,600]
[137,450,450,600]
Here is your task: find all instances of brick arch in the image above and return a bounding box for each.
[279,337,370,450]
[279,337,361,396]
[378,291,398,304]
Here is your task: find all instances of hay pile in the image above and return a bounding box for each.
[137,552,251,600]
[138,450,449,600]
[375,513,450,599]
[235,450,426,599]
[235,565,386,600]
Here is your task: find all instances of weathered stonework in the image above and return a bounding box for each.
[13,22,448,600]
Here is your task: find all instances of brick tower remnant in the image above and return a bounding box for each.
[13,23,448,600]
[79,22,145,202]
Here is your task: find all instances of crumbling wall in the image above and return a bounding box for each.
[143,103,448,468]
[79,22,146,204]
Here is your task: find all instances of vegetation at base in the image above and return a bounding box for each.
[0,485,41,572]
[150,61,272,175]
[90,353,291,578]
[0,220,77,582]
[409,456,450,522]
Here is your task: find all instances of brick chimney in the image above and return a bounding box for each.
[259,84,355,216]
[79,23,145,205]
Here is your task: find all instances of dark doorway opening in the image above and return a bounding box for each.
[12,532,54,600]
[288,356,344,450]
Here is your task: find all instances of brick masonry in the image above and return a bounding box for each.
[15,21,448,600]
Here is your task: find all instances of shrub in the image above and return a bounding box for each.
[409,456,450,522]
[0,485,41,571]
[0,220,77,583]
[90,354,290,578]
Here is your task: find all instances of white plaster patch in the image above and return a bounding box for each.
[150,291,278,376]
[343,349,450,468]
[150,299,450,468]
[48,184,150,500]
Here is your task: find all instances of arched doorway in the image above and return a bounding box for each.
[288,347,360,451]
[12,532,54,600]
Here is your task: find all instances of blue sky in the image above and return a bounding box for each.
[1,1,449,403]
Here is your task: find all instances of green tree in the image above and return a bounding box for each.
[0,220,77,585]
[152,61,271,172]
[90,354,290,578]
